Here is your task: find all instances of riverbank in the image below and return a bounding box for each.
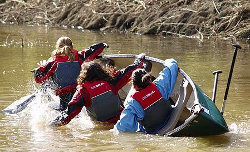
[0,0,249,40]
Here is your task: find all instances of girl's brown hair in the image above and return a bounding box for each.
[77,60,114,84]
[132,68,152,90]
[52,36,75,61]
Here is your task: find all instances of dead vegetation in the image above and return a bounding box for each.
[0,0,249,40]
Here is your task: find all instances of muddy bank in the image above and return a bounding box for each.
[0,0,249,40]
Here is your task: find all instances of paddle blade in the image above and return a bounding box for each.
[2,93,36,114]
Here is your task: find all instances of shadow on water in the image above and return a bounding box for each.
[197,134,232,147]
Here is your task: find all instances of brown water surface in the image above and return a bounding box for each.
[0,24,249,151]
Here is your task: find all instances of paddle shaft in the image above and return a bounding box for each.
[221,44,241,115]
[212,70,222,103]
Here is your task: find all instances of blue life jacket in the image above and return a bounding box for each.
[52,61,81,89]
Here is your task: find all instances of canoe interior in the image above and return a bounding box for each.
[103,54,229,136]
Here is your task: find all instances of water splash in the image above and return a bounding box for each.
[229,122,250,135]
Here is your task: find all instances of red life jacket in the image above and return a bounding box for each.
[82,80,122,121]
[132,83,172,133]
[54,49,80,63]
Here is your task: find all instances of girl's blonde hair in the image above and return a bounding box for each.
[52,36,75,61]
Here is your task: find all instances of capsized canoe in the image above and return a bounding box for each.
[102,54,229,137]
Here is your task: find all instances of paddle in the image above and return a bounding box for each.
[1,83,50,114]
[220,44,241,115]
[2,91,38,114]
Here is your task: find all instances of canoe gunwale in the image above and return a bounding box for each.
[163,112,199,136]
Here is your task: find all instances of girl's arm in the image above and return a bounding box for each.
[50,86,87,126]
[78,43,108,64]
[115,98,144,132]
[154,59,178,100]
[111,54,145,92]
[33,58,56,83]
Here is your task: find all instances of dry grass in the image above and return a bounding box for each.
[0,0,249,40]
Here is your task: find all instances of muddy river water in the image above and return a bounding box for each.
[0,24,249,151]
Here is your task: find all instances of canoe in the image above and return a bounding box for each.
[102,54,229,137]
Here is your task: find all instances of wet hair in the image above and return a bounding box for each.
[52,36,75,61]
[132,68,152,90]
[77,60,114,84]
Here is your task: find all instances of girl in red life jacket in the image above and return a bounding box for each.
[33,36,108,111]
[49,54,145,127]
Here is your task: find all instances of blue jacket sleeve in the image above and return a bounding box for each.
[154,59,178,100]
[115,97,144,132]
